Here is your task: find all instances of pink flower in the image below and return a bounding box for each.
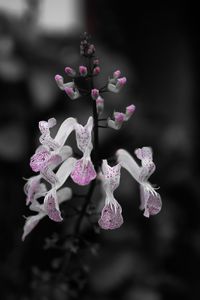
[98,160,123,230]
[22,187,72,241]
[22,157,77,240]
[70,158,96,186]
[71,117,96,185]
[117,148,162,218]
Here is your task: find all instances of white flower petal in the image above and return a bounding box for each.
[116,149,141,183]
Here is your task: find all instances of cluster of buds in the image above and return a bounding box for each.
[22,35,162,240]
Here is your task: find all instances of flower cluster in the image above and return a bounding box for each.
[22,34,162,240]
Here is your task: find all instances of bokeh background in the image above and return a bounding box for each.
[0,0,199,299]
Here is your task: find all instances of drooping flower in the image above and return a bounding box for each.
[107,70,127,93]
[71,117,96,185]
[22,157,77,240]
[98,160,123,230]
[117,147,162,218]
[30,117,78,185]
[22,187,72,241]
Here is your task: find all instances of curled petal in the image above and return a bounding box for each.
[40,166,58,186]
[70,158,96,186]
[98,202,123,230]
[55,157,77,189]
[39,119,60,150]
[44,189,62,222]
[135,147,155,180]
[24,176,46,205]
[30,149,51,172]
[22,212,45,241]
[54,118,77,147]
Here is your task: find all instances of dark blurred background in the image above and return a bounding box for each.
[0,0,199,299]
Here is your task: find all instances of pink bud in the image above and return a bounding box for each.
[115,112,125,123]
[126,104,136,115]
[65,67,76,77]
[55,74,62,82]
[91,89,99,100]
[64,87,74,98]
[113,70,121,78]
[79,66,88,77]
[93,66,100,76]
[117,77,127,87]
[96,96,104,105]
[93,59,99,65]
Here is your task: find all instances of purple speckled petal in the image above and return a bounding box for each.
[70,158,96,186]
[98,202,123,230]
[44,190,63,222]
[135,147,155,181]
[144,192,162,218]
[30,149,51,172]
[39,119,60,150]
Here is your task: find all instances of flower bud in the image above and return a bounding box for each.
[96,96,104,115]
[79,66,88,77]
[113,70,121,79]
[125,104,136,120]
[93,66,100,76]
[91,88,99,100]
[64,67,76,77]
